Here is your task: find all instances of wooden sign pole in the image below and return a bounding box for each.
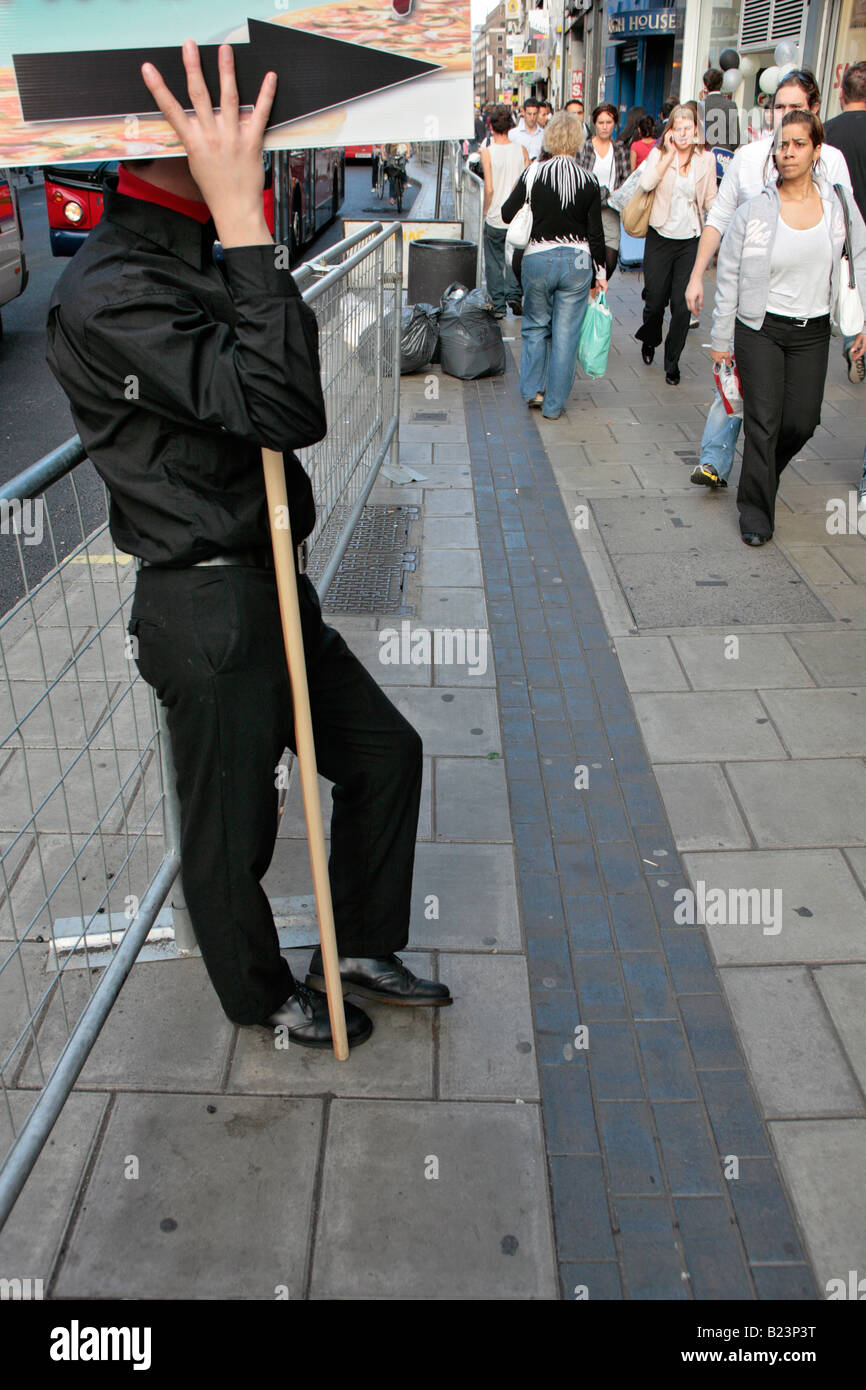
[261,447,349,1061]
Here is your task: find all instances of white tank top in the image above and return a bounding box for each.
[485,141,528,229]
[765,215,833,320]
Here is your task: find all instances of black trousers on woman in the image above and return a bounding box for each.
[734,312,831,538]
[635,227,699,374]
[128,562,423,1025]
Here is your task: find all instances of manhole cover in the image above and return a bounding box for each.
[309,504,418,614]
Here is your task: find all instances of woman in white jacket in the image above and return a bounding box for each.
[633,106,717,384]
[711,110,866,545]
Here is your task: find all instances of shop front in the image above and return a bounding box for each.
[823,0,866,118]
[603,1,681,123]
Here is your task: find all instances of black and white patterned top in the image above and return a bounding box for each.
[501,155,607,272]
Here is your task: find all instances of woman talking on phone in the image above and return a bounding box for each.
[711,110,866,546]
[634,105,717,384]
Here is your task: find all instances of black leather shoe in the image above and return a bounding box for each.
[263,980,372,1048]
[665,367,681,385]
[741,531,769,547]
[306,949,452,1006]
[641,344,654,365]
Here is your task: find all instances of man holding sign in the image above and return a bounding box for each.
[46,41,451,1048]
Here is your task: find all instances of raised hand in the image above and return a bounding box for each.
[141,39,276,247]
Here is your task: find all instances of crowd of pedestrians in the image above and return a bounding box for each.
[474,60,866,547]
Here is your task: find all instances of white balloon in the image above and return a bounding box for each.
[774,39,798,66]
[739,56,756,76]
[722,68,742,94]
[759,66,779,95]
[776,62,797,82]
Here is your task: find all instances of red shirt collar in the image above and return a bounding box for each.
[117,164,211,224]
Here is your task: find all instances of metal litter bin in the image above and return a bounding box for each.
[407,237,477,305]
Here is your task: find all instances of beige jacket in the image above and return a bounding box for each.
[638,146,717,233]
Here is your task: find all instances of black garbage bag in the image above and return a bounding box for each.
[400,302,439,374]
[437,281,505,380]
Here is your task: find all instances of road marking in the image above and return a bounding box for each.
[70,553,132,565]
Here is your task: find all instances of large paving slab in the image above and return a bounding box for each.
[0,1091,109,1283]
[21,956,234,1092]
[788,631,866,686]
[812,964,866,1095]
[724,759,866,848]
[654,763,751,852]
[670,634,815,690]
[228,949,436,1099]
[52,1093,324,1300]
[680,850,866,965]
[408,843,521,950]
[631,692,786,762]
[309,1099,557,1300]
[721,967,862,1118]
[770,1120,866,1295]
[759,688,866,757]
[437,953,538,1100]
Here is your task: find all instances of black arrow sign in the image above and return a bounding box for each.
[13,18,441,126]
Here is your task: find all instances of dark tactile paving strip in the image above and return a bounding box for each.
[464,368,819,1302]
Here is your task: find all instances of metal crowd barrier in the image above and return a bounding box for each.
[0,221,402,1230]
[449,142,485,290]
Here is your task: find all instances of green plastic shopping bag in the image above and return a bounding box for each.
[577,291,612,379]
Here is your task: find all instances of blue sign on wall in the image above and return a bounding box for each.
[608,4,677,39]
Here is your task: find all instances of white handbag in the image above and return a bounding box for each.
[834,184,865,337]
[505,161,540,267]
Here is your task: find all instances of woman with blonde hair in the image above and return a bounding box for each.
[634,104,717,383]
[501,110,607,419]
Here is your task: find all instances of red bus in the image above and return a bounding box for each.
[271,148,345,264]
[44,148,345,264]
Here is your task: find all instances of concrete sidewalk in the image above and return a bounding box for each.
[1,259,864,1301]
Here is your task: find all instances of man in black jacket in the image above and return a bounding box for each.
[45,41,451,1048]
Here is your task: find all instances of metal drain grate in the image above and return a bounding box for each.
[309,504,419,614]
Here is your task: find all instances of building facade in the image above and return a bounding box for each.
[487,0,862,130]
[473,1,508,108]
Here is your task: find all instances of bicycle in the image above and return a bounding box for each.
[375,152,386,200]
[384,154,407,214]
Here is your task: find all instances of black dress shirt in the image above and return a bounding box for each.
[45,175,327,565]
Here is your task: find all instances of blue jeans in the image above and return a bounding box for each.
[520,247,593,418]
[483,223,521,314]
[700,390,741,481]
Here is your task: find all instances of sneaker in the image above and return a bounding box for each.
[689,315,700,329]
[690,463,727,490]
[846,347,865,385]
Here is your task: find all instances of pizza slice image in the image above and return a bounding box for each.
[272,0,470,72]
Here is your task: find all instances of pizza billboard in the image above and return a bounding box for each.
[0,1,472,167]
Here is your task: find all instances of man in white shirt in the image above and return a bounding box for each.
[510,98,544,160]
[685,71,853,489]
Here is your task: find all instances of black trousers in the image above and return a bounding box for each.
[128,564,423,1025]
[734,312,831,537]
[635,227,699,374]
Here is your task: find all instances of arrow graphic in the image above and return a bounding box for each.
[12,18,441,126]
